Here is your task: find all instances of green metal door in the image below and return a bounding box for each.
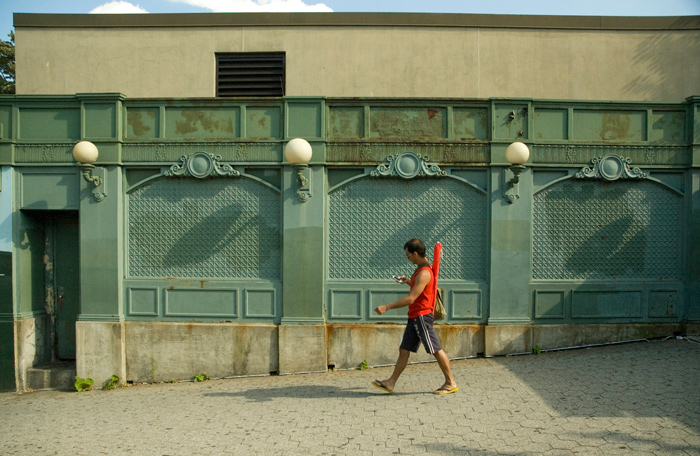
[50,214,80,360]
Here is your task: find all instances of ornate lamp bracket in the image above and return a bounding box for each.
[370,152,445,179]
[165,152,240,178]
[575,154,647,181]
[78,164,107,202]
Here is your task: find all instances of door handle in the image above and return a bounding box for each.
[58,287,65,312]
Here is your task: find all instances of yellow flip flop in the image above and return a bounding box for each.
[371,380,394,394]
[434,387,458,395]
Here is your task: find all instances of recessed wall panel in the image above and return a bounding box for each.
[572,291,642,318]
[451,290,481,319]
[165,289,237,317]
[19,108,80,140]
[128,287,159,316]
[329,290,362,319]
[244,289,276,318]
[534,291,566,319]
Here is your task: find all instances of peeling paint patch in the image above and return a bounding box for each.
[128,110,152,137]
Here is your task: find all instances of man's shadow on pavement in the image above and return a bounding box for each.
[204,385,421,402]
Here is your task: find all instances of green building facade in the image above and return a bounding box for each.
[1,93,698,391]
[1,12,699,391]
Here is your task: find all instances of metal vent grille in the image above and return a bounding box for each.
[216,53,285,97]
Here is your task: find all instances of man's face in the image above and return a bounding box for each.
[405,248,417,264]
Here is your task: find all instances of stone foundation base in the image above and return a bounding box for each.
[9,321,683,391]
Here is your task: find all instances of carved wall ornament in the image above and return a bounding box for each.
[236,144,248,161]
[370,152,446,179]
[154,145,167,161]
[41,145,55,162]
[443,144,456,162]
[575,154,647,181]
[359,145,372,162]
[645,148,656,164]
[165,152,240,178]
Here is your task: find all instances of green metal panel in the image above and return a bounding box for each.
[533,179,682,281]
[78,166,122,320]
[328,106,364,139]
[328,176,486,281]
[128,177,281,279]
[126,107,160,139]
[453,107,488,141]
[286,100,323,139]
[0,105,11,139]
[164,289,237,318]
[164,107,239,139]
[650,110,685,144]
[370,107,446,139]
[84,103,117,139]
[534,108,568,141]
[493,103,528,140]
[573,110,646,142]
[245,106,281,139]
[19,107,80,140]
[327,173,488,322]
[20,170,80,210]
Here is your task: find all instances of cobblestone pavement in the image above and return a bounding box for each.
[1,338,698,455]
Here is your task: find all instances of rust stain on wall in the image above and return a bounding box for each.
[601,113,632,141]
[128,110,152,137]
[175,110,234,135]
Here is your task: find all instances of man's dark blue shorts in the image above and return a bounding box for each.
[400,313,442,355]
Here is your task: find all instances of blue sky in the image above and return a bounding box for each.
[2,0,700,41]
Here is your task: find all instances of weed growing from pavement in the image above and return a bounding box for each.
[102,375,120,390]
[74,376,94,392]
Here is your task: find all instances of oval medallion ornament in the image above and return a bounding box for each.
[165,152,240,178]
[575,154,647,181]
[395,153,421,179]
[599,155,623,180]
[371,152,446,179]
[187,152,215,178]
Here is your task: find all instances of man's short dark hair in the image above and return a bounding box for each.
[404,238,426,257]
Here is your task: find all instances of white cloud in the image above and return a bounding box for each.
[167,0,333,13]
[90,1,150,14]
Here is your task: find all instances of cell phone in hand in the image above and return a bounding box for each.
[392,275,402,283]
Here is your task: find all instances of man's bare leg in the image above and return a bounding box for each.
[433,349,457,390]
[375,348,411,391]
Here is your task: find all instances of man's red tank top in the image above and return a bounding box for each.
[408,264,435,319]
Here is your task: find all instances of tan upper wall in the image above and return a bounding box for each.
[13,13,700,101]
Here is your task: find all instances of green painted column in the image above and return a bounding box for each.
[488,144,533,325]
[279,98,328,373]
[78,165,123,321]
[281,163,325,324]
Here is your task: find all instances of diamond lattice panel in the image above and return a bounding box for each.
[129,178,280,279]
[328,177,486,280]
[533,179,682,280]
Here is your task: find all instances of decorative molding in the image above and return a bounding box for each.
[123,141,280,162]
[370,152,445,179]
[164,152,240,178]
[327,142,489,163]
[533,144,689,166]
[16,144,73,163]
[575,154,647,181]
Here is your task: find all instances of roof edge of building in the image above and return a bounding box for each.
[13,12,700,31]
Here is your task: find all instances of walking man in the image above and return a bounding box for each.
[372,238,458,395]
